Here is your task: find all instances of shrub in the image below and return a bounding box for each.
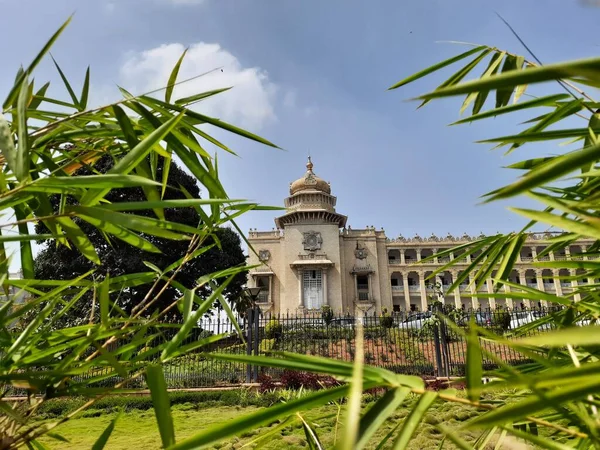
[280,370,340,390]
[321,305,334,326]
[492,310,511,331]
[380,308,394,329]
[265,320,283,339]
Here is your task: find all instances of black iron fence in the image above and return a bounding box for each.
[4,307,565,395]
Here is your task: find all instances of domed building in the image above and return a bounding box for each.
[247,158,595,316]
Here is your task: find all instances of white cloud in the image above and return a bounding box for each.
[119,42,277,130]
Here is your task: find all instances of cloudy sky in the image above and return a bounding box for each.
[1,0,598,263]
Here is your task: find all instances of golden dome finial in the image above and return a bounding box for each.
[306,156,313,172]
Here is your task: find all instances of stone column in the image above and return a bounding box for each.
[517,269,530,308]
[535,269,545,308]
[469,278,478,310]
[402,272,411,311]
[418,270,427,311]
[353,273,358,304]
[503,281,514,309]
[400,249,406,265]
[323,269,328,306]
[486,278,496,309]
[582,245,588,260]
[298,270,304,309]
[553,269,562,297]
[433,248,438,264]
[451,270,461,308]
[268,275,273,304]
[571,269,581,302]
[416,249,422,262]
[531,247,538,260]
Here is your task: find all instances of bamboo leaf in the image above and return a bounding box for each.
[146,364,176,448]
[518,326,600,347]
[460,51,504,115]
[16,77,30,182]
[80,66,90,110]
[91,412,121,450]
[0,113,17,175]
[166,49,187,103]
[168,384,373,450]
[495,54,517,108]
[416,56,600,101]
[3,16,72,110]
[99,274,109,327]
[393,392,437,449]
[466,318,483,403]
[388,45,489,90]
[487,139,600,201]
[175,87,231,106]
[51,55,80,109]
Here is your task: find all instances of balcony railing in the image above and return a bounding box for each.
[527,283,538,288]
[391,285,403,292]
[357,284,369,290]
[408,285,420,292]
[438,257,451,263]
[298,253,328,260]
[388,258,400,265]
[358,292,369,301]
[520,256,533,262]
[543,282,555,289]
[257,292,270,303]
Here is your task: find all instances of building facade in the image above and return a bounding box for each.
[247,158,593,315]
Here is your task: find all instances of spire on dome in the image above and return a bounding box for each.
[306,156,313,172]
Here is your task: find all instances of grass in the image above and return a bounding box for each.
[36,393,492,449]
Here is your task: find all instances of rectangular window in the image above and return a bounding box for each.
[391,278,399,286]
[303,269,323,310]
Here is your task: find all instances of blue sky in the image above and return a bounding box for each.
[2,0,599,262]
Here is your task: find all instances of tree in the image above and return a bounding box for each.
[33,155,247,323]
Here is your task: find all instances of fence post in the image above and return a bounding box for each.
[246,307,253,383]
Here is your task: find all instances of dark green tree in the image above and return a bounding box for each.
[34,155,247,323]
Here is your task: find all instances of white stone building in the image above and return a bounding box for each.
[247,158,593,315]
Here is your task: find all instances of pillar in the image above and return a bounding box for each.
[402,272,411,311]
[400,249,406,265]
[323,270,328,306]
[451,270,461,308]
[433,248,438,264]
[571,269,581,302]
[535,269,546,308]
[486,278,496,309]
[416,249,422,262]
[517,269,531,308]
[418,270,427,311]
[553,269,562,297]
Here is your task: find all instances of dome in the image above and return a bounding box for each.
[289,157,331,195]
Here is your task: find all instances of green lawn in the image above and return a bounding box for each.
[36,397,489,449]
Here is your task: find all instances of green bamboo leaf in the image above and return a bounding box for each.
[16,77,30,182]
[460,51,504,115]
[3,16,72,110]
[495,54,517,108]
[166,49,188,103]
[505,156,556,170]
[69,205,196,239]
[393,392,437,449]
[487,139,600,201]
[51,55,80,108]
[146,364,176,449]
[80,112,185,206]
[55,216,100,265]
[76,212,161,253]
[356,387,411,449]
[28,81,50,110]
[510,208,600,241]
[513,56,527,104]
[45,433,69,443]
[518,326,600,347]
[388,45,489,90]
[112,104,140,148]
[0,113,17,173]
[161,276,232,360]
[91,412,121,450]
[28,174,161,189]
[99,274,109,327]
[80,66,90,110]
[466,318,483,403]
[182,288,193,322]
[175,87,231,106]
[419,49,493,108]
[416,56,600,101]
[168,384,374,450]
[14,206,34,278]
[478,127,595,144]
